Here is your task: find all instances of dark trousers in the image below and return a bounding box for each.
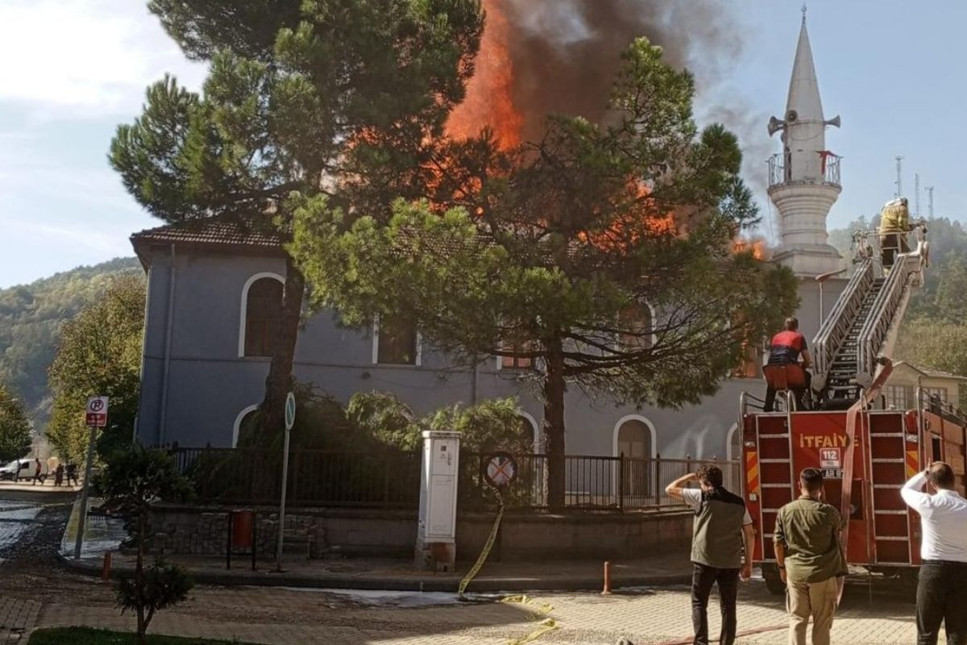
[691,563,739,645]
[917,560,967,645]
[880,232,910,271]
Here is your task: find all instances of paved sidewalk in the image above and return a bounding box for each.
[0,596,40,643]
[34,579,931,644]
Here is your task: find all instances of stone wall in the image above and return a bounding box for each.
[149,504,692,561]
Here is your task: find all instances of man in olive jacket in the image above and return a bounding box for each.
[774,468,847,645]
[667,465,754,645]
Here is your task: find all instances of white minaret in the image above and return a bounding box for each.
[767,10,844,277]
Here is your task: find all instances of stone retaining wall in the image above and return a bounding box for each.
[149,504,692,561]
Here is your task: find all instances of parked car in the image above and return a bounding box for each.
[0,459,31,481]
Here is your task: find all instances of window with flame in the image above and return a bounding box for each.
[374,314,420,366]
[500,344,535,370]
[243,278,284,357]
[497,327,537,370]
[730,341,763,379]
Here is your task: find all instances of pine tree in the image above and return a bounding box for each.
[291,39,798,507]
[110,0,484,442]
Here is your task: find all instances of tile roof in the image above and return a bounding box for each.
[130,219,284,249]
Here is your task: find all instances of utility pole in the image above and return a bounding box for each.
[895,156,904,198]
[926,186,935,218]
[914,173,921,216]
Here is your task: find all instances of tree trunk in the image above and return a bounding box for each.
[542,337,567,511]
[257,256,305,446]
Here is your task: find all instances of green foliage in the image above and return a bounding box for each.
[0,258,142,429]
[426,398,533,454]
[98,444,194,521]
[346,391,421,450]
[292,38,795,507]
[47,275,146,464]
[98,444,194,643]
[112,0,485,442]
[293,38,795,411]
[116,560,193,635]
[895,321,967,381]
[0,383,32,463]
[28,627,257,644]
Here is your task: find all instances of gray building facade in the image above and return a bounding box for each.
[132,220,846,463]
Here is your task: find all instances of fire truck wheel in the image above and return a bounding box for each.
[761,563,785,595]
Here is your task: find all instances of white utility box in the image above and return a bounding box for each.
[415,430,460,571]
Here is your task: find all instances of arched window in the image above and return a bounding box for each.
[614,416,655,501]
[518,412,540,453]
[241,276,284,357]
[232,405,259,447]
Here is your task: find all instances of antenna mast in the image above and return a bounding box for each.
[926,186,935,218]
[914,173,921,216]
[895,156,904,197]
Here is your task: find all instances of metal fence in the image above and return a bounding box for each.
[170,447,422,508]
[460,453,741,511]
[169,447,740,512]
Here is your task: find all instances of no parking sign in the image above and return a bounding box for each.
[85,396,108,428]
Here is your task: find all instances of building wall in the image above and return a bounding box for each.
[884,364,965,410]
[136,245,849,460]
[149,503,692,561]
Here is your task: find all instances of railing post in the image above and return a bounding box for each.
[654,453,661,506]
[618,453,624,512]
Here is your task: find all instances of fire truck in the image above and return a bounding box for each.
[740,220,967,594]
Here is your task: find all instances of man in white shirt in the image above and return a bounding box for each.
[900,461,967,645]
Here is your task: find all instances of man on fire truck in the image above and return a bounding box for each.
[763,317,812,412]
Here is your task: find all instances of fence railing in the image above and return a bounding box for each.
[168,447,740,512]
[459,452,741,511]
[169,447,422,508]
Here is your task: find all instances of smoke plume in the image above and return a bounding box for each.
[497,0,745,140]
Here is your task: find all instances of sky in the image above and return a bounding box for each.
[0,0,963,288]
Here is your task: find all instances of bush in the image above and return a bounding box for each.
[98,445,194,644]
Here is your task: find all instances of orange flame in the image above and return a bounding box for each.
[731,237,769,261]
[446,0,523,149]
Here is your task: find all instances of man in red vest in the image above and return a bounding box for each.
[763,317,812,412]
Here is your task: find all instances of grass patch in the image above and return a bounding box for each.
[28,627,259,644]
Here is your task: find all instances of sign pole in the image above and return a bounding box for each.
[275,392,296,571]
[74,395,108,560]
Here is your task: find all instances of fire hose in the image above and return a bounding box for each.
[457,485,558,644]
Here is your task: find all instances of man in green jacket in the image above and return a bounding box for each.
[667,465,754,645]
[774,468,847,645]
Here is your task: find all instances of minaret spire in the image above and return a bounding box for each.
[766,11,844,277]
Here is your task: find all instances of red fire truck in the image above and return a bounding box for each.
[740,363,967,594]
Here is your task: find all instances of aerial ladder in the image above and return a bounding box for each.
[738,216,956,595]
[810,220,929,409]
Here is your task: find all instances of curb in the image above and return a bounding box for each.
[57,553,692,593]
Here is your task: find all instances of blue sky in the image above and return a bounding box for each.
[0,0,962,288]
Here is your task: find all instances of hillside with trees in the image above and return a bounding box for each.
[0,258,143,429]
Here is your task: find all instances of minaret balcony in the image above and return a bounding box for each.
[768,152,841,189]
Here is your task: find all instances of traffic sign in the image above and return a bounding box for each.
[483,452,518,488]
[284,392,296,431]
[85,396,109,428]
